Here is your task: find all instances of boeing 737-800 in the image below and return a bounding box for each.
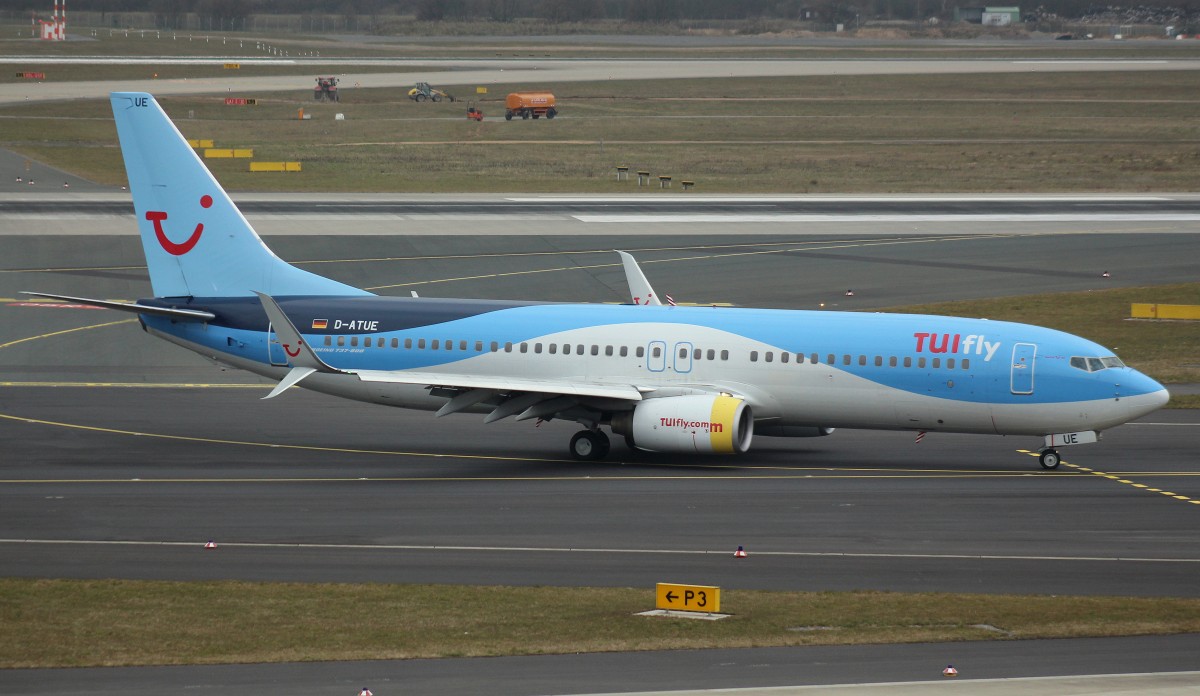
[27,93,1170,468]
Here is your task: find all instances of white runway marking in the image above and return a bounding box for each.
[573,214,1200,223]
[2,538,1197,564]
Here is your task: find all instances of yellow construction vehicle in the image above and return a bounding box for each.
[408,82,456,102]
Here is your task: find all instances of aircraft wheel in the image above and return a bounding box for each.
[570,430,610,461]
[1039,449,1061,470]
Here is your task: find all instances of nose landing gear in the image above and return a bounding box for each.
[1039,448,1061,470]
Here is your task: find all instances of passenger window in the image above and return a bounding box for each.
[765,352,774,363]
[606,346,614,356]
[324,336,332,346]
[962,358,970,369]
[445,340,452,351]
[652,346,661,358]
[351,337,359,347]
[577,344,585,355]
[889,356,897,367]
[520,343,528,353]
[720,350,729,361]
[750,351,759,362]
[404,338,412,349]
[707,349,715,360]
[391,338,398,348]
[459,340,467,351]
[796,353,804,364]
[858,355,866,366]
[365,337,373,347]
[564,344,572,355]
[591,345,599,356]
[490,341,498,352]
[337,336,345,347]
[535,343,543,354]
[918,357,926,368]
[827,354,835,365]
[431,339,440,350]
[947,358,955,369]
[637,347,645,358]
[549,344,557,354]
[843,355,851,365]
[418,339,427,349]
[679,347,687,359]
[504,342,513,353]
[904,356,911,367]
[781,353,790,364]
[693,348,701,359]
[475,341,483,352]
[810,353,818,364]
[874,356,882,367]
[620,346,628,357]
[932,358,940,368]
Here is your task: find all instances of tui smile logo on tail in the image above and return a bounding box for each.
[146,194,212,256]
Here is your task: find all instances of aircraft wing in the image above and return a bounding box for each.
[354,370,645,422]
[354,370,644,401]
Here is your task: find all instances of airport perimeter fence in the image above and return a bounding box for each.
[0,11,380,35]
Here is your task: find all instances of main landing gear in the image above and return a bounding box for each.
[569,429,610,461]
[1039,448,1061,470]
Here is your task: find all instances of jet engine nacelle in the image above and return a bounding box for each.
[613,395,753,454]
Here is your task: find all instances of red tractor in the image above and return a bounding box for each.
[466,101,484,121]
[313,76,339,102]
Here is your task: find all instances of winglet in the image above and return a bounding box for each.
[254,291,338,374]
[617,251,662,306]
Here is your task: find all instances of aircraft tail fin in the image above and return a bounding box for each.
[110,92,369,299]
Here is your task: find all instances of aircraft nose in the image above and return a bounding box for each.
[1123,371,1170,418]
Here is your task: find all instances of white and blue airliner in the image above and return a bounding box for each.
[27,93,1170,468]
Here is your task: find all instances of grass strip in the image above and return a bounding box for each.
[4,71,1199,192]
[2,578,1199,668]
[884,282,1200,387]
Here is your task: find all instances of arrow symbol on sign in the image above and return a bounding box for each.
[665,592,677,602]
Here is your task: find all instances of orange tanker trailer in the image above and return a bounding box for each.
[504,92,557,120]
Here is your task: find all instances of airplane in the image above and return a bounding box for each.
[26,92,1170,469]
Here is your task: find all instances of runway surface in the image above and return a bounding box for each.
[4,57,1200,105]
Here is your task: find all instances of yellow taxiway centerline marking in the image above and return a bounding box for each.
[0,318,137,350]
[0,382,268,388]
[0,413,1087,479]
[1062,462,1197,507]
[365,234,1012,291]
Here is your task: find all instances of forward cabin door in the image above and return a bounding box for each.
[1010,343,1036,395]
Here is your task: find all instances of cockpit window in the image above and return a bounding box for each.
[1071,355,1125,372]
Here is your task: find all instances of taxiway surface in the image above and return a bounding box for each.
[2,203,1198,693]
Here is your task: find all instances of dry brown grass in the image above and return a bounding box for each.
[2,71,1199,192]
[3,579,1199,667]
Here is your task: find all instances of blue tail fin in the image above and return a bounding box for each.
[110,92,369,299]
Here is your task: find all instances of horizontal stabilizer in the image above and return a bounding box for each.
[263,367,317,400]
[19,292,215,321]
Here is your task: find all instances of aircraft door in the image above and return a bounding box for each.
[647,340,666,372]
[267,323,289,366]
[1010,342,1036,395]
[674,342,693,374]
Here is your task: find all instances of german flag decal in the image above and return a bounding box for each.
[311,319,328,330]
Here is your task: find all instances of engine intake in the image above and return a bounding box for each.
[613,395,753,454]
